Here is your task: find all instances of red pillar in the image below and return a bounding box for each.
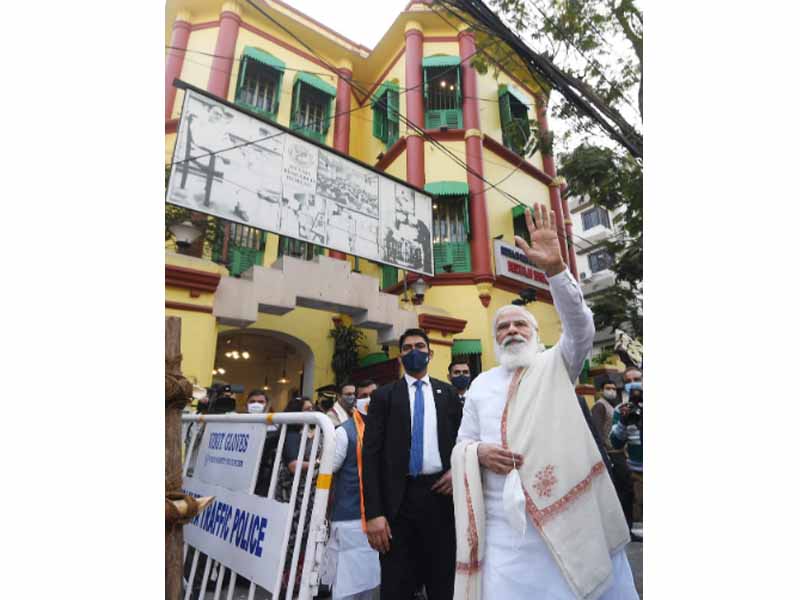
[207,9,241,99]
[404,23,425,188]
[166,16,191,120]
[458,29,492,283]
[534,93,570,270]
[329,66,353,261]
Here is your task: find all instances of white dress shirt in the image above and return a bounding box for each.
[403,372,443,474]
[332,426,350,473]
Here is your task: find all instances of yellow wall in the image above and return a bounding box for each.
[165,4,572,394]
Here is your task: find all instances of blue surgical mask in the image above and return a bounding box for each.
[624,381,642,394]
[401,348,430,374]
[451,375,470,390]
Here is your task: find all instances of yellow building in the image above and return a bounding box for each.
[165,0,588,411]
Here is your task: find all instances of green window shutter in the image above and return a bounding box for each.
[387,90,399,122]
[455,66,462,106]
[235,56,250,103]
[451,241,471,273]
[322,96,332,135]
[443,109,462,129]
[381,265,398,289]
[290,80,302,127]
[462,195,470,237]
[498,88,513,147]
[433,242,451,274]
[273,71,283,115]
[423,67,429,101]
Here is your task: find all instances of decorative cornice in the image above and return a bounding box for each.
[425,36,459,42]
[405,20,423,34]
[418,313,468,335]
[165,264,222,297]
[221,1,242,18]
[424,128,466,141]
[165,301,213,314]
[482,135,552,186]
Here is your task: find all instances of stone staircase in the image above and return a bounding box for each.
[213,254,418,344]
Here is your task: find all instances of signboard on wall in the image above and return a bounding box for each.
[182,478,290,593]
[166,83,434,275]
[493,239,550,291]
[193,421,267,493]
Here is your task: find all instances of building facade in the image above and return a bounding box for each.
[569,196,626,356]
[165,0,582,410]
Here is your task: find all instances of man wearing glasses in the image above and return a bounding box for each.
[361,328,463,600]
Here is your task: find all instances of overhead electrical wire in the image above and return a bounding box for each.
[168,0,613,253]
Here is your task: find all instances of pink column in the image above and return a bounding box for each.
[534,93,570,268]
[458,29,492,284]
[165,17,191,120]
[561,185,579,278]
[404,25,426,188]
[329,67,353,261]
[207,9,241,99]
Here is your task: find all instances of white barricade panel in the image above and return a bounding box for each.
[194,421,266,492]
[183,479,290,594]
[180,413,335,600]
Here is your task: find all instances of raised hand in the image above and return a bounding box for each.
[513,203,566,277]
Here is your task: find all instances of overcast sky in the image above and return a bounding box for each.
[285,0,406,49]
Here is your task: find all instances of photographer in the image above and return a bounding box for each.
[610,367,643,529]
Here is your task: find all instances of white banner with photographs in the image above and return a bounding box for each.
[167,88,434,275]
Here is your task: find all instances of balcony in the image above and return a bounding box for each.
[581,224,614,246]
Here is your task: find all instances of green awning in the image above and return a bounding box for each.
[512,204,533,219]
[295,72,337,97]
[243,46,286,72]
[422,55,461,68]
[425,181,469,197]
[452,339,482,355]
[358,352,389,368]
[499,83,531,108]
[371,81,399,107]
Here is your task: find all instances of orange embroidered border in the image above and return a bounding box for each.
[501,368,607,528]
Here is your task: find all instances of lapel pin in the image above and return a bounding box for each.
[436,389,442,394]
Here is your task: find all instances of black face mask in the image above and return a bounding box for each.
[321,398,334,411]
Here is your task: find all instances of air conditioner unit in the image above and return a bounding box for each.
[580,272,589,281]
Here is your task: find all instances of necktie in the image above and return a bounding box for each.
[409,380,425,476]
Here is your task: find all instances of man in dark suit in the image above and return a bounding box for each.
[362,327,463,600]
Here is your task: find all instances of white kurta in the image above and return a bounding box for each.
[457,270,639,600]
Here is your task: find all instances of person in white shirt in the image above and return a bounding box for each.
[327,382,355,427]
[325,380,381,600]
[453,204,638,600]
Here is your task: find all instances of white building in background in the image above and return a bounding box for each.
[569,196,626,356]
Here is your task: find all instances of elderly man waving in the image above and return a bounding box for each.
[452,204,638,600]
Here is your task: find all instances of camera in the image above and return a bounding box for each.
[622,392,642,426]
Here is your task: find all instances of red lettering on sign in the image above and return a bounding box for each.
[508,262,534,280]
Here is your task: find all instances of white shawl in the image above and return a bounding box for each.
[453,347,629,600]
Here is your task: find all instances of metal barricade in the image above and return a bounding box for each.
[180,412,335,600]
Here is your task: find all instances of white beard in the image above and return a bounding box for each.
[495,335,540,370]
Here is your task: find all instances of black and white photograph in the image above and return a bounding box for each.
[166,89,434,275]
[326,202,380,257]
[316,151,379,218]
[379,181,433,274]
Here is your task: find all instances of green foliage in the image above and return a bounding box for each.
[559,143,642,338]
[591,346,616,367]
[329,324,366,386]
[484,0,643,154]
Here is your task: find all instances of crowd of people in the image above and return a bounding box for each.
[185,205,643,599]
